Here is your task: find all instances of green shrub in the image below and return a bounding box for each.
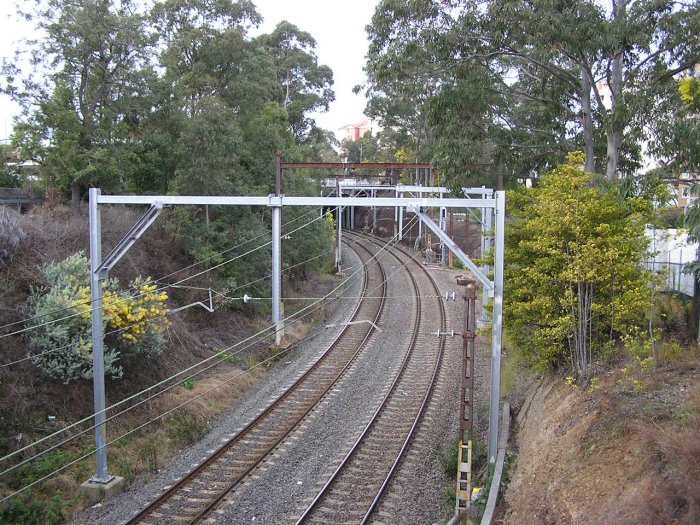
[45,496,64,525]
[505,153,652,378]
[7,450,71,490]
[137,441,159,473]
[0,495,45,525]
[26,252,169,383]
[168,414,211,446]
[437,438,459,477]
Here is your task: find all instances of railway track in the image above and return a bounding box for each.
[295,231,447,525]
[126,241,389,525]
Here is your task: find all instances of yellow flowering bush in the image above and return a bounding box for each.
[28,252,170,383]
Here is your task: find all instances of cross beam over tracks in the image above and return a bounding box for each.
[88,172,505,489]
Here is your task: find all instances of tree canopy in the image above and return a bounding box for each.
[2,0,339,335]
[362,0,700,186]
[3,0,338,204]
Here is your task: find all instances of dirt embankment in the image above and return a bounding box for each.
[503,364,700,525]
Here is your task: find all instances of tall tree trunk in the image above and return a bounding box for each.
[606,0,626,180]
[606,129,622,180]
[580,69,596,173]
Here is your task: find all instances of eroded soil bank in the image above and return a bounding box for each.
[502,363,699,525]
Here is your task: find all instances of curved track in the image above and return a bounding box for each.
[126,241,389,525]
[295,231,447,525]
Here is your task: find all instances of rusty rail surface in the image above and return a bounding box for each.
[296,231,447,525]
[126,241,388,525]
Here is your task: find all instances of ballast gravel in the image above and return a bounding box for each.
[79,244,492,525]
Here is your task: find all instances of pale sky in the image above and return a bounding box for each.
[0,0,380,142]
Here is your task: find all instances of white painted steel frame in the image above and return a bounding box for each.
[88,189,110,483]
[88,189,505,481]
[96,195,496,208]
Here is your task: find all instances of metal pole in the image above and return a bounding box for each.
[335,175,343,273]
[440,206,447,266]
[418,209,422,241]
[89,188,111,483]
[481,188,493,324]
[273,152,283,345]
[456,279,476,516]
[372,188,377,230]
[488,190,505,464]
[394,186,399,237]
[399,192,404,241]
[350,190,355,230]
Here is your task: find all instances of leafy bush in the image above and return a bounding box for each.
[27,252,169,383]
[505,153,652,378]
[167,413,211,446]
[0,495,45,525]
[6,450,70,490]
[0,206,26,269]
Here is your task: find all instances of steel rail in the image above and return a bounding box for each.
[126,241,388,525]
[360,235,448,524]
[296,231,447,524]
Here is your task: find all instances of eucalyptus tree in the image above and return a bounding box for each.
[151,0,268,117]
[3,0,156,206]
[363,0,700,184]
[649,77,700,178]
[256,21,335,142]
[362,1,444,171]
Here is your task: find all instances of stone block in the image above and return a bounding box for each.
[79,475,124,504]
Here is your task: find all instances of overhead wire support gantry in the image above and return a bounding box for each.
[84,155,505,499]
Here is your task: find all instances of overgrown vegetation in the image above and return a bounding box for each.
[505,153,653,379]
[26,252,169,383]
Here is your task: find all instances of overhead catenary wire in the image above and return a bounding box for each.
[0,292,337,481]
[241,218,434,303]
[0,323,335,505]
[0,228,411,486]
[153,206,325,285]
[0,240,398,494]
[0,229,429,503]
[0,229,384,471]
[0,206,331,335]
[2,216,408,379]
[0,247,336,368]
[1,229,414,499]
[0,207,337,341]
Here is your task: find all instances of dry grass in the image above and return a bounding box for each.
[504,355,700,525]
[640,385,700,524]
[0,201,341,522]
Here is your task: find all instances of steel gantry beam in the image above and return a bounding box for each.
[88,185,506,486]
[414,210,493,295]
[97,194,497,208]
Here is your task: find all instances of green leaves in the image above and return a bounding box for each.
[505,154,653,377]
[363,0,700,184]
[27,252,169,383]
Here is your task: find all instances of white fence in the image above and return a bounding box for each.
[645,227,697,296]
